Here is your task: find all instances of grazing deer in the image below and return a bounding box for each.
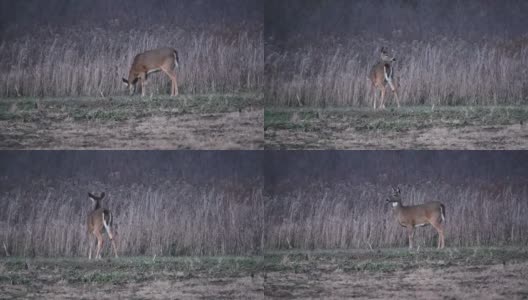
[87,192,118,259]
[386,187,445,249]
[122,47,180,97]
[368,47,400,109]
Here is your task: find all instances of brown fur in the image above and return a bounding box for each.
[87,192,118,259]
[368,47,400,109]
[122,47,179,96]
[386,187,446,249]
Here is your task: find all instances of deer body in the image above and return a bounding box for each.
[122,47,180,97]
[87,192,118,259]
[369,47,400,109]
[386,188,445,249]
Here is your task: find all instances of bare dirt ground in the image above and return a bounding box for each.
[0,256,264,299]
[0,93,263,149]
[263,248,528,299]
[265,106,528,149]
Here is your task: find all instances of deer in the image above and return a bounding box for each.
[368,47,400,110]
[385,187,446,249]
[122,47,180,97]
[87,192,118,259]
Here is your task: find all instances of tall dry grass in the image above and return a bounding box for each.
[0,179,263,257]
[265,182,528,250]
[0,27,263,97]
[266,37,528,107]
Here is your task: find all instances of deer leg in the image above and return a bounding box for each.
[95,231,104,259]
[371,84,377,110]
[393,89,401,108]
[88,235,93,260]
[161,67,178,97]
[407,227,414,249]
[140,73,147,97]
[111,239,118,258]
[380,88,386,109]
[105,228,118,258]
[438,226,445,249]
[432,222,445,249]
[102,216,119,258]
[373,89,377,110]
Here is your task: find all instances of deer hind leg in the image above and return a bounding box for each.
[380,88,386,109]
[407,227,415,249]
[370,82,377,109]
[140,73,147,97]
[161,66,178,97]
[94,231,104,259]
[88,234,93,260]
[393,89,401,108]
[103,217,118,258]
[431,222,445,249]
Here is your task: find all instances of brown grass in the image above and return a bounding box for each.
[265,183,528,250]
[266,37,528,107]
[0,179,263,257]
[0,27,263,97]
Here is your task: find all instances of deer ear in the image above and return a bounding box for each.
[396,187,401,194]
[100,192,105,199]
[88,193,96,202]
[122,78,129,86]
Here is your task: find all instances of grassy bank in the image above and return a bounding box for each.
[264,105,528,149]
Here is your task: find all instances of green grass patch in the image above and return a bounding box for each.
[263,247,528,273]
[0,93,262,122]
[0,255,263,286]
[265,106,528,132]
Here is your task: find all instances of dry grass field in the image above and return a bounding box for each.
[0,0,263,149]
[265,1,528,150]
[0,93,263,149]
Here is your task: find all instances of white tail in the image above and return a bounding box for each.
[122,47,180,97]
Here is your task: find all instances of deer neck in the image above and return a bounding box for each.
[391,201,404,212]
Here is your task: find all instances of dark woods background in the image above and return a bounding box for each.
[1,0,261,37]
[265,0,528,47]
[264,151,528,190]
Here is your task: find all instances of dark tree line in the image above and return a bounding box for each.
[0,151,263,187]
[266,0,528,46]
[264,151,528,190]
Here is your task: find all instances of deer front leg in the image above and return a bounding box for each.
[88,236,93,260]
[407,227,415,249]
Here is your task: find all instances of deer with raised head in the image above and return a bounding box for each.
[386,187,446,249]
[87,192,118,259]
[122,47,180,97]
[368,47,400,109]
